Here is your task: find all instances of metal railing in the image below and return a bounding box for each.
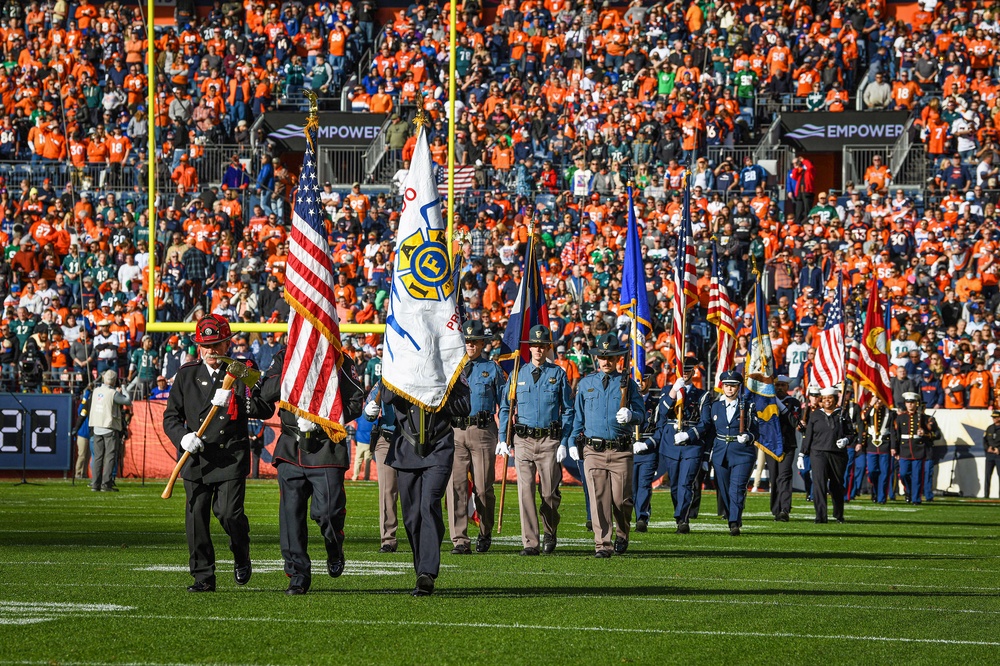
[841,144,892,189]
[317,146,368,186]
[362,114,397,180]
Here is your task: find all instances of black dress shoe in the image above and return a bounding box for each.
[613,537,628,554]
[101,486,119,492]
[234,561,252,586]
[729,524,741,537]
[594,550,612,559]
[475,536,491,553]
[286,583,309,595]
[776,512,789,522]
[411,574,434,596]
[815,518,828,524]
[187,580,216,592]
[450,544,472,555]
[379,544,397,554]
[90,486,100,492]
[835,517,845,524]
[585,520,593,532]
[327,557,346,578]
[541,535,557,554]
[519,547,540,556]
[635,519,648,533]
[676,522,690,534]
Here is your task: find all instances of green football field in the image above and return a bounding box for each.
[0,481,997,665]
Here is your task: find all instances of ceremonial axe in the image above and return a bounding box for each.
[161,356,262,499]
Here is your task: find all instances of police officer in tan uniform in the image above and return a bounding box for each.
[446,320,505,554]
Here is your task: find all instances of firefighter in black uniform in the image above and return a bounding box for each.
[801,386,855,524]
[259,348,365,595]
[767,375,801,521]
[381,379,471,596]
[985,410,1000,498]
[163,315,275,592]
[890,392,941,504]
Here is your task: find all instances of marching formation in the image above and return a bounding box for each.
[157,107,948,598]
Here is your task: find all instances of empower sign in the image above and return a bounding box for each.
[780,111,909,151]
[258,112,387,150]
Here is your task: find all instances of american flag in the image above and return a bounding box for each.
[707,244,736,391]
[279,116,346,440]
[671,180,697,375]
[436,165,476,197]
[810,273,846,389]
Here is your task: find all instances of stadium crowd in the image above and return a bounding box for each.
[0,0,1000,417]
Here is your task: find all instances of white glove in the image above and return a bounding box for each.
[632,440,649,454]
[674,431,690,444]
[364,401,380,419]
[836,437,849,449]
[775,397,786,413]
[737,433,751,444]
[616,408,632,424]
[556,445,568,463]
[211,388,232,407]
[796,453,805,470]
[495,440,511,456]
[296,417,316,433]
[568,445,581,461]
[181,432,204,454]
[672,378,686,393]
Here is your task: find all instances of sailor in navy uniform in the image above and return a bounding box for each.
[654,358,711,533]
[163,315,275,592]
[631,373,661,533]
[707,370,759,536]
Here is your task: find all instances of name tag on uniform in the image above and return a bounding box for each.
[200,381,209,386]
[517,382,525,386]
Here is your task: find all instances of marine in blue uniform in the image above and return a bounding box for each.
[569,333,645,557]
[890,392,940,505]
[446,320,505,554]
[707,370,759,536]
[632,374,661,532]
[498,325,575,555]
[654,359,711,533]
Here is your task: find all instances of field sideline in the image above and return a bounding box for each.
[0,481,997,665]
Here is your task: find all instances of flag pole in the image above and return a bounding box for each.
[497,222,535,534]
[446,0,458,252]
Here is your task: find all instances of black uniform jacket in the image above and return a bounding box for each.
[259,348,365,469]
[163,360,275,483]
[383,379,471,471]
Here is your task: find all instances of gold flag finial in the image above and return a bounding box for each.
[304,90,319,132]
[413,105,430,130]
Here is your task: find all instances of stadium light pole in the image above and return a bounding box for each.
[141,3,383,336]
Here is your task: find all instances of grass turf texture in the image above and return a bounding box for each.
[0,482,997,665]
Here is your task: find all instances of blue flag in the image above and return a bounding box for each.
[619,184,651,382]
[744,276,784,460]
[496,235,549,376]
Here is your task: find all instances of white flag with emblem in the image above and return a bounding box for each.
[381,125,466,411]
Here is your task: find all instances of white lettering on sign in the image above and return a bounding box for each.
[317,125,382,141]
[826,124,904,139]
